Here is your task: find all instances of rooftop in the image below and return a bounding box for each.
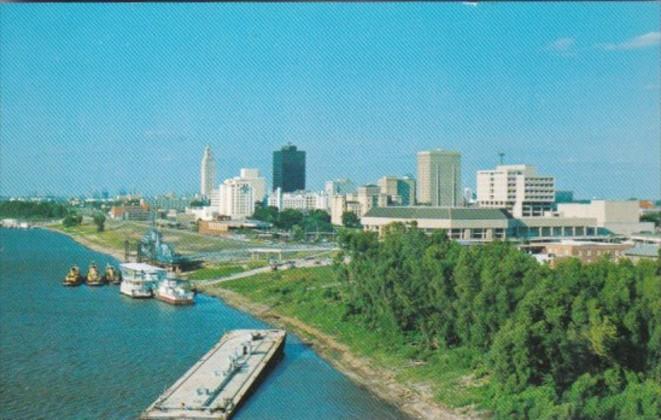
[624,244,660,258]
[363,206,512,220]
[120,262,166,272]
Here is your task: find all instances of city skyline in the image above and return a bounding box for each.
[1,3,659,199]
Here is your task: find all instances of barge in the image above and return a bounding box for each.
[141,329,286,419]
[119,262,166,299]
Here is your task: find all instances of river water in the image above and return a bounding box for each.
[0,228,404,419]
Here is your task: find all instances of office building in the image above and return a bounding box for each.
[476,164,555,218]
[377,176,416,206]
[218,177,255,220]
[239,168,267,204]
[361,206,604,242]
[416,150,462,207]
[542,241,633,266]
[200,146,216,198]
[557,200,654,236]
[325,179,355,197]
[273,143,306,192]
[268,188,329,212]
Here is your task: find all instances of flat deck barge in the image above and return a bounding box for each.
[141,329,286,419]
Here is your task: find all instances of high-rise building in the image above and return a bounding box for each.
[200,146,216,198]
[239,168,267,204]
[476,164,555,217]
[218,177,255,220]
[324,179,355,197]
[416,150,462,207]
[273,143,306,193]
[377,176,416,206]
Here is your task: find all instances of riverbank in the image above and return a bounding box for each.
[46,227,479,419]
[41,225,127,261]
[199,283,469,420]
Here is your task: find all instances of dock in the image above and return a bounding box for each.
[141,329,286,419]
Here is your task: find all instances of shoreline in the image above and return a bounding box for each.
[43,227,465,420]
[41,225,127,262]
[198,285,466,420]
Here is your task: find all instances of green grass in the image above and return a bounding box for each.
[217,266,490,410]
[186,261,268,281]
[49,220,260,255]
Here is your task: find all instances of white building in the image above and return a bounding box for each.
[417,150,462,207]
[476,164,555,218]
[330,194,362,226]
[185,206,218,222]
[218,177,255,220]
[268,188,329,212]
[200,146,216,198]
[239,168,267,204]
[329,185,384,226]
[557,200,654,236]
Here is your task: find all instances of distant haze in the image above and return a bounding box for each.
[1,3,659,199]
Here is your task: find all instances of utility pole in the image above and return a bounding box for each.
[498,152,505,165]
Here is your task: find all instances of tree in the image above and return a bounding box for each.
[291,225,305,242]
[62,212,82,228]
[252,206,279,224]
[189,199,209,207]
[277,209,304,230]
[93,212,106,232]
[341,211,361,228]
[640,212,661,228]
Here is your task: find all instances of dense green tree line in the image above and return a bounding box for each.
[252,207,334,235]
[335,223,661,418]
[0,200,68,220]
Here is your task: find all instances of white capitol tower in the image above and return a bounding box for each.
[200,145,216,198]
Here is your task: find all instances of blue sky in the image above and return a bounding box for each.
[1,3,659,199]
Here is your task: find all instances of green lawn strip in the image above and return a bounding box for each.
[186,260,268,281]
[218,266,487,410]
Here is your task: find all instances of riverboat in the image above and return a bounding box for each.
[154,274,194,305]
[119,262,166,299]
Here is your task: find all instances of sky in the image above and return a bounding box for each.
[1,2,659,199]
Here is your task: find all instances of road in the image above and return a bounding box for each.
[200,256,334,287]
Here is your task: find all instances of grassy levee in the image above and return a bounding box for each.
[48,220,254,257]
[215,266,489,414]
[185,261,268,281]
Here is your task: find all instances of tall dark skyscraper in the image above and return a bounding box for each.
[273,143,306,192]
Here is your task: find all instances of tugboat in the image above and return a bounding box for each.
[154,273,194,305]
[103,264,122,285]
[85,262,104,286]
[62,265,83,287]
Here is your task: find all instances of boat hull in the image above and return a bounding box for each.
[86,280,105,287]
[62,280,83,287]
[155,293,194,305]
[121,290,153,299]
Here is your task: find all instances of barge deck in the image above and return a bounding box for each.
[141,329,286,419]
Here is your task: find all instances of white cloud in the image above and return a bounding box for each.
[546,37,576,57]
[598,31,661,51]
[548,37,575,52]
